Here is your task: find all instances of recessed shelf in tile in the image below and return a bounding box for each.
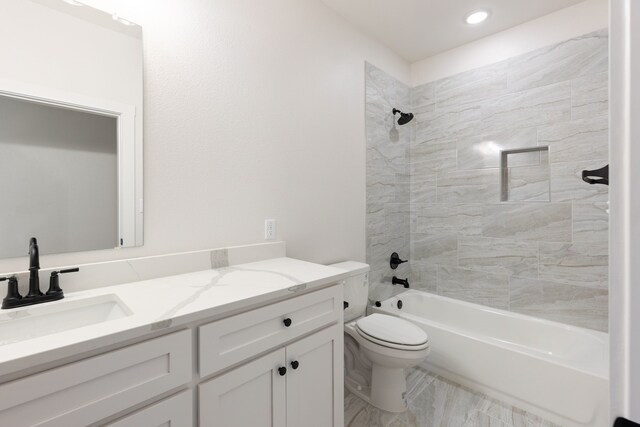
[500,146,550,202]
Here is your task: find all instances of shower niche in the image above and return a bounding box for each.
[500,146,550,202]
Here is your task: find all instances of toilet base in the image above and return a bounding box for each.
[370,365,408,413]
[345,367,408,413]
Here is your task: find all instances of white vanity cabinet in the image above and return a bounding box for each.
[199,284,343,427]
[105,390,193,427]
[0,330,192,427]
[0,283,343,427]
[199,323,342,427]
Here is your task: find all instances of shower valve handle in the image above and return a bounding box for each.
[390,252,408,270]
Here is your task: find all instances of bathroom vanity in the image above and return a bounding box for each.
[0,256,347,426]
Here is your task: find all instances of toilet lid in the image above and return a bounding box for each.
[356,313,428,347]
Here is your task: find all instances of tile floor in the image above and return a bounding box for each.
[344,367,562,427]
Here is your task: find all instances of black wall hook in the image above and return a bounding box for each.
[582,164,608,186]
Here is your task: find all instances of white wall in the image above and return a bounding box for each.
[0,97,118,258]
[411,0,609,86]
[0,0,409,273]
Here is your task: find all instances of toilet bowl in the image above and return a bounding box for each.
[329,261,430,413]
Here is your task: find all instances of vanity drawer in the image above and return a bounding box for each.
[0,330,191,427]
[104,389,193,427]
[199,284,341,377]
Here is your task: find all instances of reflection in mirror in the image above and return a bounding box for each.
[1,0,143,258]
[0,96,118,258]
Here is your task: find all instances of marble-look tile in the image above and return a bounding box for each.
[507,29,608,92]
[458,236,538,278]
[539,116,608,163]
[386,203,411,237]
[410,174,438,204]
[409,373,485,427]
[396,173,411,203]
[539,241,608,288]
[368,138,409,172]
[346,366,561,427]
[572,72,608,120]
[367,171,398,205]
[412,234,458,267]
[470,82,571,137]
[345,389,369,426]
[464,411,513,427]
[367,234,409,275]
[510,277,608,331]
[435,63,508,110]
[367,203,386,235]
[573,202,609,243]
[410,138,457,175]
[456,128,538,170]
[437,169,501,203]
[366,62,401,109]
[435,62,508,100]
[408,261,438,293]
[345,388,406,427]
[411,82,436,112]
[415,97,487,143]
[550,160,609,203]
[414,204,483,236]
[506,159,550,202]
[438,266,510,309]
[368,269,408,304]
[482,203,572,242]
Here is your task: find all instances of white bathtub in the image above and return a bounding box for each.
[373,290,608,427]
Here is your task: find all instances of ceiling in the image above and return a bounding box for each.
[320,0,587,62]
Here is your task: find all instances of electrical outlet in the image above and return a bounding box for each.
[264,219,276,240]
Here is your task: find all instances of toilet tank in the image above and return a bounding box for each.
[329,261,370,322]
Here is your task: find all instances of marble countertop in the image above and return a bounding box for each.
[0,257,348,379]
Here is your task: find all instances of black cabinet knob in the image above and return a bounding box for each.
[278,367,287,376]
[283,318,292,327]
[290,360,299,370]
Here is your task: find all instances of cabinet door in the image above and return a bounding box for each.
[199,348,286,427]
[104,390,192,427]
[285,324,343,427]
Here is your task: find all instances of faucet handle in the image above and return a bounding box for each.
[46,267,79,298]
[1,276,22,309]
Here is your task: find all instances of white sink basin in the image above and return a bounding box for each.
[0,294,132,346]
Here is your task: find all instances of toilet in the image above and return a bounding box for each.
[330,261,430,413]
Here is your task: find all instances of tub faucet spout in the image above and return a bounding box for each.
[392,276,410,288]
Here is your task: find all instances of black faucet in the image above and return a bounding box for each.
[392,276,410,288]
[1,238,79,309]
[27,237,42,298]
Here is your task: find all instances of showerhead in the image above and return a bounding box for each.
[393,108,414,126]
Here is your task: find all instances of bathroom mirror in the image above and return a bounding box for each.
[0,0,143,258]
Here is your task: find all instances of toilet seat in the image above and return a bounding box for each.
[355,313,429,351]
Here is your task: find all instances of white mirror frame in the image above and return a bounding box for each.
[0,78,143,249]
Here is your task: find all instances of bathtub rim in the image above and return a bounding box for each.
[374,289,609,380]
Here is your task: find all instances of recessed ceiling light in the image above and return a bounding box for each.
[465,9,490,25]
[62,0,84,6]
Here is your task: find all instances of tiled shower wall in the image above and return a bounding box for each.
[366,30,609,331]
[365,63,412,304]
